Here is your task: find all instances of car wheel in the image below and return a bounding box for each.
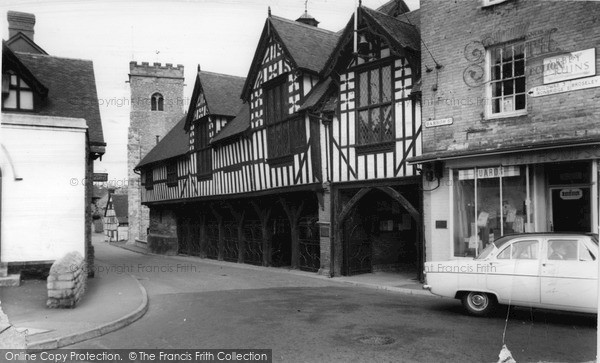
[461,291,496,316]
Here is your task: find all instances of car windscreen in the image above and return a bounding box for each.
[475,236,512,260]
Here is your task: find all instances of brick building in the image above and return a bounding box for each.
[411,0,600,261]
[127,62,184,245]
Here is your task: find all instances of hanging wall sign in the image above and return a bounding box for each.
[560,188,583,200]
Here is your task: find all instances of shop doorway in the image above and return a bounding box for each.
[551,187,591,232]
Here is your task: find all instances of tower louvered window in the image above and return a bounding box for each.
[356,63,394,151]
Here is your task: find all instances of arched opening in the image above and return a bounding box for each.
[337,186,421,277]
[150,92,164,111]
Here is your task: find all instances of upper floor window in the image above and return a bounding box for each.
[263,75,306,162]
[2,71,34,111]
[488,42,526,117]
[151,93,164,111]
[144,168,154,190]
[195,120,212,179]
[166,162,177,187]
[356,63,394,149]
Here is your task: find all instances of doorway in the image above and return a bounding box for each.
[551,187,591,232]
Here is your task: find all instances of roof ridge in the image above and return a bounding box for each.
[199,70,246,80]
[269,14,337,35]
[14,51,93,63]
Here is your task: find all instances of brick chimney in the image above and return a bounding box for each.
[7,11,36,41]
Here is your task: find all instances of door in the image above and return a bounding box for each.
[551,187,591,232]
[486,238,541,304]
[541,237,598,311]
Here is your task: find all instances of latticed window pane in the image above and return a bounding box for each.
[290,118,306,152]
[358,110,370,144]
[370,108,381,144]
[358,71,368,107]
[381,66,392,102]
[369,68,379,104]
[382,105,393,141]
[167,163,177,186]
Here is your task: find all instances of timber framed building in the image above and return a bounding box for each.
[135,2,423,277]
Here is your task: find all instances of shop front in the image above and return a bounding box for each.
[425,145,600,260]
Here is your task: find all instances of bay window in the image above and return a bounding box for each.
[356,63,394,150]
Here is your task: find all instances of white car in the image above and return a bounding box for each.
[423,233,598,316]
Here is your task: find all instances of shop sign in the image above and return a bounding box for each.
[560,188,583,200]
[543,48,596,84]
[93,173,108,182]
[528,75,600,97]
[458,166,520,180]
[424,118,453,128]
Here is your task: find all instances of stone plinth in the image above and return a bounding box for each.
[46,252,87,308]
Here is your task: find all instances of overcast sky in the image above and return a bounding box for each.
[1,0,419,183]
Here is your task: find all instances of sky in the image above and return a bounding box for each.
[1,0,419,183]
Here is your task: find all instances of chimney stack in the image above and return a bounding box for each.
[7,11,36,41]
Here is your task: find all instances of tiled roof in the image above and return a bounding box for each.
[269,15,340,72]
[297,78,334,112]
[376,0,410,17]
[211,105,250,144]
[111,194,129,224]
[198,71,245,117]
[362,7,420,52]
[136,115,188,168]
[14,52,105,149]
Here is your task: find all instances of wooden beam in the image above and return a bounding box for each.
[377,186,420,222]
[251,200,272,267]
[279,196,305,269]
[210,204,224,261]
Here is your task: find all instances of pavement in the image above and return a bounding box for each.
[0,232,426,349]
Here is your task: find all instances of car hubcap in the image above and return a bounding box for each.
[470,294,488,310]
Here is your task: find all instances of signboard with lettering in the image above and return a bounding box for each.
[93,173,108,182]
[543,48,596,84]
[528,75,600,97]
[424,118,453,128]
[458,166,520,180]
[560,188,583,200]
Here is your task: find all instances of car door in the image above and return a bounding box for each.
[540,237,598,311]
[486,238,541,305]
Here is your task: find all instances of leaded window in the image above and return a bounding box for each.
[144,168,154,190]
[489,42,526,116]
[356,64,394,148]
[166,162,177,187]
[196,120,212,179]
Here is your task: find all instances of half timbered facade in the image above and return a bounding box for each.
[135,3,423,277]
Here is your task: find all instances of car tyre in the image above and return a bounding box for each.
[461,291,496,316]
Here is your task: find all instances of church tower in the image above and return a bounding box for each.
[127,61,184,244]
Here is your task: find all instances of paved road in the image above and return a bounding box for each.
[72,243,596,362]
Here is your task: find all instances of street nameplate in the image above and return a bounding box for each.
[528,75,600,97]
[424,118,453,128]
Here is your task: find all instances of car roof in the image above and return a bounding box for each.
[494,232,598,245]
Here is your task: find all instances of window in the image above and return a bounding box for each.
[497,240,538,260]
[151,93,164,111]
[144,168,154,190]
[264,75,306,162]
[547,239,578,260]
[356,64,394,149]
[488,42,526,117]
[166,162,177,187]
[195,120,212,179]
[3,71,34,110]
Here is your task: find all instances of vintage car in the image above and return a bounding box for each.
[423,233,598,316]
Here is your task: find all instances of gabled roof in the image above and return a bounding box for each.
[184,70,245,131]
[321,6,420,78]
[297,78,335,112]
[5,32,48,55]
[376,0,410,17]
[136,115,188,169]
[104,193,129,224]
[210,104,250,144]
[2,42,48,97]
[241,15,340,101]
[13,51,106,151]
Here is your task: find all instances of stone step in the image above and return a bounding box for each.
[0,274,21,287]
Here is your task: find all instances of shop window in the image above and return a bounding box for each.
[2,71,34,111]
[488,42,526,117]
[264,75,306,163]
[356,63,394,151]
[195,120,212,179]
[151,93,164,111]
[166,162,177,187]
[453,166,531,257]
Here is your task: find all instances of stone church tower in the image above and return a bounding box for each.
[127,61,184,244]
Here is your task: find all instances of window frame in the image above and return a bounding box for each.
[166,161,178,187]
[151,92,164,111]
[2,71,35,111]
[354,59,395,153]
[195,118,212,180]
[485,41,527,119]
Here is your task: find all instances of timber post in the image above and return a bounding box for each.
[251,201,272,267]
[280,197,304,269]
[210,204,224,261]
[228,204,246,264]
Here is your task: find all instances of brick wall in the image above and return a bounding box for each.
[420,0,600,155]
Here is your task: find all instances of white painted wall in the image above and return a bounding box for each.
[1,114,87,263]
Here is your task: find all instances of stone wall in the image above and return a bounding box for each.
[147,207,178,255]
[46,252,87,309]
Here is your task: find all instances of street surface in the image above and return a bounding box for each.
[72,240,596,362]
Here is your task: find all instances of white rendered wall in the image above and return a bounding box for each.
[1,114,87,263]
